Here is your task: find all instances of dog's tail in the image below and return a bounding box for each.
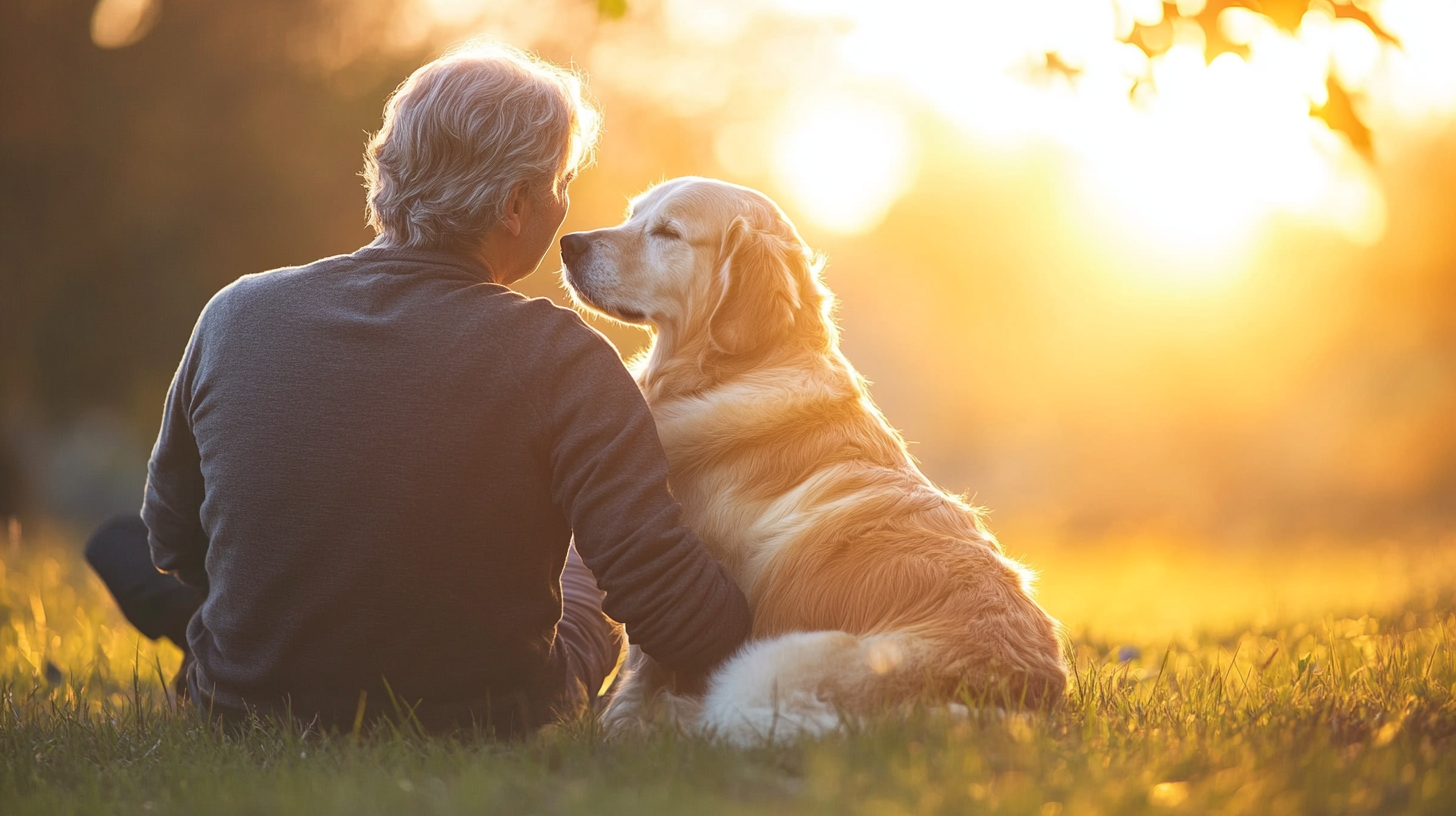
[697,627,1067,746]
[695,630,934,746]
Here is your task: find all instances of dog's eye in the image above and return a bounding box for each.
[651,224,682,240]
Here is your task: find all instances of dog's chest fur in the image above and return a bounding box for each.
[646,392,783,592]
[639,365,880,600]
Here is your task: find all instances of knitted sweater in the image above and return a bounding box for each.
[142,243,751,726]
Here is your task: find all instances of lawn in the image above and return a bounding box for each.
[2,520,1454,815]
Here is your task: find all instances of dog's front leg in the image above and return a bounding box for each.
[600,646,706,736]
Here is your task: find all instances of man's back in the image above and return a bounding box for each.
[143,244,749,726]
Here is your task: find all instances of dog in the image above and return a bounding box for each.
[559,177,1067,745]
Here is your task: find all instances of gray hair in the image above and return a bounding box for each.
[363,41,601,249]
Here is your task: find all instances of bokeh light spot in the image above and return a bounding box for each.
[90,0,161,50]
[772,100,915,235]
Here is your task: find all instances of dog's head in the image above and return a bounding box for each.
[560,177,833,367]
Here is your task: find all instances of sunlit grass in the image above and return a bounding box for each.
[3,523,1454,815]
[0,521,183,711]
[1025,531,1456,643]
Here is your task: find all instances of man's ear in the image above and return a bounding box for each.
[500,182,529,238]
[707,216,803,358]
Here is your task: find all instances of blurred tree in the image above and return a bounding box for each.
[0,441,22,518]
[0,0,424,513]
[17,1,446,409]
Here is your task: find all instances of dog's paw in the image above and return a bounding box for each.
[602,688,706,737]
[600,648,708,738]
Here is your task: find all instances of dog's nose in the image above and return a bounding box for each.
[560,233,589,265]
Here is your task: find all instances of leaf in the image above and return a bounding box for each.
[1333,4,1399,46]
[597,0,628,20]
[1127,2,1259,62]
[1120,1,1386,163]
[1188,0,1255,62]
[1042,51,1084,81]
[1314,76,1373,159]
[1245,0,1399,44]
[1127,17,1175,58]
[1256,0,1314,31]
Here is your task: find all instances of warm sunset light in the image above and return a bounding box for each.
[7,0,1456,810]
[771,99,915,235]
[748,0,1442,284]
[16,0,1453,534]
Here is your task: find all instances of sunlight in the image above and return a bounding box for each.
[751,0,1450,285]
[771,99,915,235]
[418,0,488,26]
[1376,0,1456,120]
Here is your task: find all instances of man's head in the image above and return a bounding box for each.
[363,42,600,268]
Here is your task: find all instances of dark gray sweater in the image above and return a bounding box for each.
[143,243,751,726]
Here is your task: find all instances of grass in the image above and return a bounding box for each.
[2,519,1454,815]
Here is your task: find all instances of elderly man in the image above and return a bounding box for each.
[84,43,751,734]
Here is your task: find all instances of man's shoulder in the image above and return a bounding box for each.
[200,254,350,319]
[194,250,621,361]
[504,294,600,333]
[227,251,359,295]
[495,295,622,359]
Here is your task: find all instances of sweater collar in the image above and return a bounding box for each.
[351,239,504,286]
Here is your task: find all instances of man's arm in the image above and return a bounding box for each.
[142,316,210,594]
[523,307,751,675]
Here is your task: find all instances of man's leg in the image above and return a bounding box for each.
[554,545,627,714]
[84,514,202,650]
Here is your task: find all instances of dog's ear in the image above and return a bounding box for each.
[707,216,806,358]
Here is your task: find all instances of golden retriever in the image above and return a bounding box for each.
[559,177,1066,745]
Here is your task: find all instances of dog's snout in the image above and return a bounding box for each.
[560,233,590,266]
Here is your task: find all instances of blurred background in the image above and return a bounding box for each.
[2,0,1453,595]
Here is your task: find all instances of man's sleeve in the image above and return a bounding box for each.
[142,315,210,594]
[527,309,751,675]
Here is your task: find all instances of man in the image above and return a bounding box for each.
[85,42,751,734]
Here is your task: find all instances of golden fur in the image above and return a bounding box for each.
[561,177,1067,744]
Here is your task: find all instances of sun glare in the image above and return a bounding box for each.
[771,100,916,235]
[755,0,1428,283]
